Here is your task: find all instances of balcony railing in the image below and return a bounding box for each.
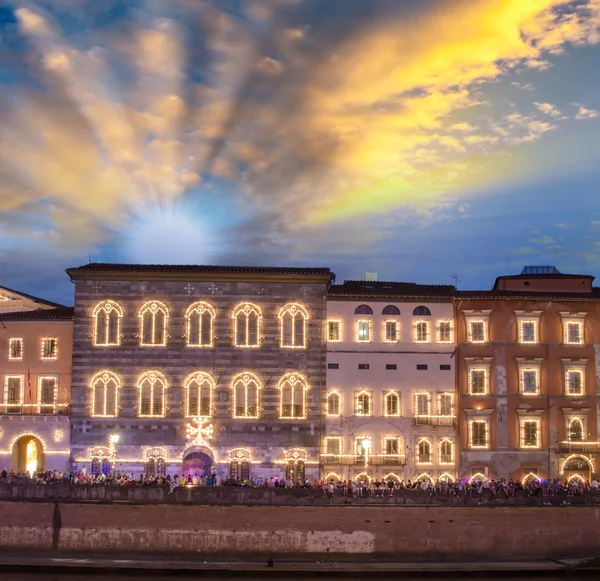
[413,415,456,427]
[321,454,407,466]
[557,442,600,453]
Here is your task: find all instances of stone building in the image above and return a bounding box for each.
[0,286,73,473]
[323,280,457,484]
[66,263,334,482]
[456,265,600,483]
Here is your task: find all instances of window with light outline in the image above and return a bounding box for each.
[355,437,372,455]
[278,372,309,419]
[383,436,402,455]
[568,417,584,442]
[439,438,454,464]
[518,319,538,344]
[520,418,541,448]
[414,392,431,416]
[437,393,453,416]
[468,368,488,395]
[565,368,584,396]
[38,375,57,414]
[4,375,24,413]
[384,390,401,416]
[417,438,432,464]
[560,313,586,345]
[326,390,341,417]
[231,372,261,418]
[355,390,372,416]
[469,420,489,449]
[184,371,215,417]
[137,371,167,417]
[323,436,342,456]
[90,371,120,417]
[384,320,398,343]
[467,320,487,343]
[519,367,540,396]
[92,300,123,346]
[437,320,453,343]
[356,320,371,342]
[8,338,23,360]
[185,302,215,347]
[279,303,309,348]
[327,320,341,342]
[139,301,169,346]
[232,302,262,348]
[414,321,430,343]
[41,337,58,360]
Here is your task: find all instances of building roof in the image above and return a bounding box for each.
[329,280,456,299]
[456,288,600,301]
[0,307,74,322]
[0,285,67,308]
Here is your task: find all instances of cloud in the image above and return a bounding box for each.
[575,105,598,119]
[531,235,555,245]
[535,102,562,117]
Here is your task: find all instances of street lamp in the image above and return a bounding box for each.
[109,434,119,474]
[362,439,370,478]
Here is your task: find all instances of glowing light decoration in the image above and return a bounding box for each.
[229,448,252,462]
[0,294,9,301]
[38,376,57,414]
[523,472,540,484]
[185,371,215,418]
[185,302,216,347]
[561,454,594,473]
[568,417,584,442]
[383,436,402,455]
[437,320,453,343]
[518,319,538,344]
[520,419,540,448]
[137,371,167,417]
[414,320,430,343]
[324,472,342,481]
[468,368,488,395]
[90,371,121,417]
[4,375,24,413]
[54,429,64,443]
[469,473,487,483]
[417,437,432,464]
[327,320,342,342]
[139,301,169,346]
[279,303,309,348]
[92,300,123,346]
[41,337,58,360]
[560,313,586,345]
[232,302,262,348]
[414,392,431,416]
[8,338,23,360]
[469,420,489,449]
[415,473,434,483]
[383,320,398,343]
[232,372,262,418]
[356,319,371,342]
[355,390,372,416]
[278,372,309,419]
[0,433,70,458]
[467,320,487,343]
[326,390,341,417]
[323,436,342,455]
[519,367,540,396]
[439,438,454,464]
[439,473,455,483]
[437,393,453,416]
[384,391,401,416]
[565,366,585,396]
[185,416,214,448]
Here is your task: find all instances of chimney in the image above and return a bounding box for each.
[364,272,378,281]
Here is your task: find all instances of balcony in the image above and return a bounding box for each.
[413,415,456,427]
[321,454,407,466]
[557,442,600,454]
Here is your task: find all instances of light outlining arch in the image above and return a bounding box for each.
[89,370,121,417]
[277,372,309,419]
[184,371,215,418]
[229,448,253,462]
[9,432,48,452]
[523,472,541,484]
[137,370,168,417]
[92,300,124,346]
[89,445,111,459]
[278,302,309,348]
[561,454,594,473]
[139,300,169,346]
[568,474,585,483]
[384,472,401,482]
[568,417,584,442]
[231,371,262,418]
[185,301,216,347]
[232,301,263,347]
[439,472,456,483]
[417,437,432,463]
[355,389,372,416]
[143,446,168,461]
[439,437,454,463]
[469,472,487,483]
[326,389,341,417]
[383,390,400,416]
[325,472,342,482]
[415,472,434,483]
[355,471,371,482]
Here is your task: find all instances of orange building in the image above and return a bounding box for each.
[456,266,600,484]
[0,286,73,473]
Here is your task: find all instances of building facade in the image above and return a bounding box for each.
[66,264,333,482]
[323,280,457,483]
[456,266,600,484]
[0,286,73,473]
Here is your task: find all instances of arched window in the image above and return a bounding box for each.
[232,302,262,347]
[184,372,215,417]
[279,303,309,348]
[354,304,373,315]
[185,302,215,347]
[139,301,169,346]
[91,458,101,475]
[146,458,155,476]
[146,457,166,476]
[384,391,400,416]
[439,438,454,463]
[326,391,341,416]
[92,301,123,346]
[90,371,120,417]
[278,373,309,419]
[232,372,261,418]
[356,390,371,416]
[569,418,584,442]
[102,459,111,475]
[137,371,167,417]
[382,305,400,316]
[413,305,431,316]
[418,438,432,463]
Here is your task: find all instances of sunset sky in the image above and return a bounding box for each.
[1,0,600,304]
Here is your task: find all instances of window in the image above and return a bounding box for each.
[520,368,540,395]
[327,320,341,342]
[520,419,540,448]
[90,371,120,417]
[565,368,584,396]
[229,460,250,481]
[439,439,454,464]
[416,364,428,370]
[384,437,401,455]
[326,391,341,416]
[468,320,487,343]
[468,368,488,395]
[415,392,430,416]
[137,371,167,417]
[384,391,400,416]
[354,304,373,315]
[146,457,166,476]
[279,303,309,348]
[41,338,57,360]
[382,305,400,315]
[8,338,23,360]
[357,320,371,342]
[384,321,398,342]
[438,393,453,416]
[414,321,429,343]
[413,306,431,316]
[417,438,432,464]
[356,437,372,455]
[139,301,169,346]
[469,420,488,448]
[5,375,23,413]
[324,437,341,455]
[38,376,56,413]
[232,372,261,418]
[358,363,370,370]
[568,418,584,442]
[386,364,397,370]
[561,313,585,345]
[440,364,451,371]
[437,320,453,343]
[232,302,262,348]
[92,300,123,346]
[327,363,339,370]
[518,320,538,344]
[185,371,215,417]
[185,302,215,347]
[355,391,371,416]
[278,373,308,419]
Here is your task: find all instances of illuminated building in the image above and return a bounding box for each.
[456,265,600,484]
[66,263,334,481]
[323,279,457,483]
[0,286,73,473]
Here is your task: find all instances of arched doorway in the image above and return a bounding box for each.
[182,450,213,477]
[12,435,44,474]
[562,455,592,483]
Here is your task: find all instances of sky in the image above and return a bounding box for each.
[1,0,600,305]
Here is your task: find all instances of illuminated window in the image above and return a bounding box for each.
[565,369,584,396]
[520,419,540,448]
[567,322,582,344]
[327,320,341,342]
[464,311,491,344]
[468,321,487,343]
[324,437,341,455]
[355,390,371,416]
[468,369,488,395]
[521,369,539,395]
[357,320,371,342]
[561,313,585,345]
[41,338,57,360]
[146,457,166,476]
[439,438,454,464]
[92,301,123,346]
[232,372,261,418]
[568,417,584,442]
[384,391,400,416]
[437,321,453,343]
[384,320,398,342]
[326,391,341,416]
[417,438,432,464]
[185,302,215,347]
[514,310,542,344]
[279,303,308,348]
[469,420,488,448]
[185,371,215,417]
[415,392,431,416]
[278,373,308,419]
[438,393,453,416]
[233,302,262,347]
[8,338,23,360]
[139,301,168,346]
[356,437,372,455]
[5,375,23,414]
[137,371,167,417]
[90,371,120,417]
[414,321,429,343]
[384,437,401,455]
[38,376,57,414]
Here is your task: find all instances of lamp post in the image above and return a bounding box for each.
[362,438,370,479]
[109,434,119,474]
